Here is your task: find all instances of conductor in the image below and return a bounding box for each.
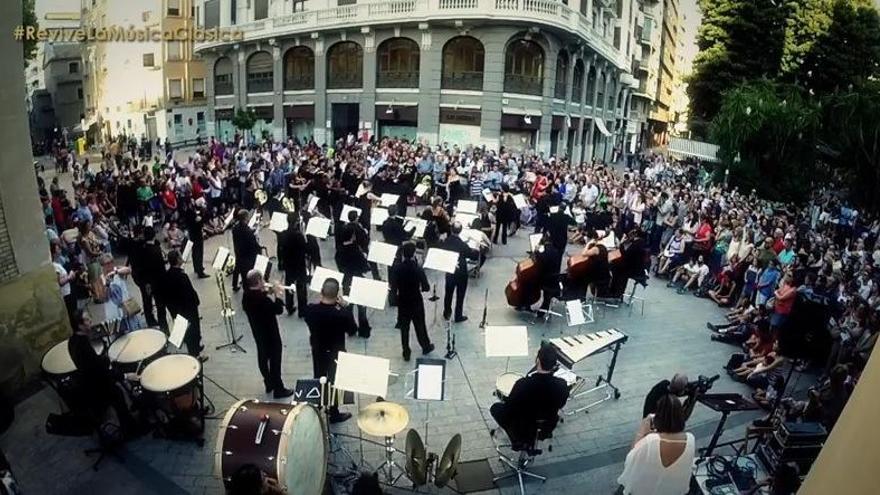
[441,222,479,322]
[391,242,435,361]
[303,278,355,423]
[241,270,293,399]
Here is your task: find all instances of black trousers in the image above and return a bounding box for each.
[232,259,255,289]
[313,348,343,414]
[348,304,371,337]
[284,270,308,314]
[179,309,202,356]
[253,333,284,393]
[490,402,518,441]
[399,300,431,353]
[191,237,205,275]
[493,219,509,244]
[139,282,168,330]
[444,272,468,319]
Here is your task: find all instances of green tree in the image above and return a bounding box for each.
[231,108,257,134]
[822,82,880,209]
[22,0,37,64]
[709,81,820,201]
[688,0,789,125]
[780,0,834,76]
[798,0,880,98]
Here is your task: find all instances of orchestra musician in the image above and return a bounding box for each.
[441,222,480,322]
[610,228,649,299]
[231,209,261,292]
[493,184,518,245]
[544,203,575,252]
[164,250,205,359]
[391,242,435,361]
[381,204,416,310]
[490,344,569,444]
[335,220,372,338]
[304,278,355,424]
[276,212,308,317]
[241,270,293,399]
[535,233,563,314]
[570,230,613,300]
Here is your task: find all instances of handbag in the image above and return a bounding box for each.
[122,297,142,317]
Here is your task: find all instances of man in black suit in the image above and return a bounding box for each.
[241,269,293,399]
[381,204,416,308]
[164,250,204,359]
[304,278,355,423]
[441,222,479,322]
[490,344,569,444]
[131,226,168,330]
[535,233,563,313]
[391,242,434,361]
[232,209,261,291]
[335,222,371,337]
[276,212,308,316]
[544,205,575,252]
[184,198,209,278]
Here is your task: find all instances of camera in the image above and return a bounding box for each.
[685,374,720,395]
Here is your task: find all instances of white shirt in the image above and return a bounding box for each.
[54,262,71,297]
[618,433,695,495]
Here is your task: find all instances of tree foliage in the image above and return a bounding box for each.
[780,0,834,76]
[231,108,257,132]
[688,0,789,124]
[22,0,37,64]
[709,81,820,201]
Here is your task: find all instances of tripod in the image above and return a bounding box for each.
[215,268,246,353]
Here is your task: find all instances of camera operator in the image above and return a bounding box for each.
[642,373,702,420]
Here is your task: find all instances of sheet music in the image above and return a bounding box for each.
[423,248,459,274]
[355,184,368,198]
[599,231,617,249]
[169,314,188,349]
[339,204,362,222]
[528,233,543,252]
[345,277,388,310]
[307,195,319,213]
[379,193,399,207]
[370,207,389,226]
[222,209,235,230]
[212,247,230,271]
[566,300,586,326]
[484,326,529,357]
[309,266,344,293]
[513,194,529,210]
[181,240,193,263]
[248,212,260,229]
[455,213,478,228]
[367,241,398,266]
[457,200,478,214]
[269,212,288,232]
[414,183,430,197]
[461,229,485,251]
[403,217,427,238]
[305,217,331,239]
[553,367,578,387]
[482,188,495,202]
[254,254,270,277]
[334,352,391,397]
[416,362,445,401]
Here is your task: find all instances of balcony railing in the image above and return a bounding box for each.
[377,70,419,88]
[247,76,273,93]
[197,0,623,69]
[328,72,363,89]
[215,81,234,95]
[441,71,484,91]
[284,75,315,91]
[504,74,542,96]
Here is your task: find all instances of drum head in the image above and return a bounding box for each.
[140,354,200,393]
[42,339,103,375]
[496,373,523,395]
[279,404,327,493]
[109,329,167,364]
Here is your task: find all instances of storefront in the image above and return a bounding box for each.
[500,113,540,153]
[438,108,481,148]
[285,104,315,143]
[376,105,418,142]
[215,108,235,143]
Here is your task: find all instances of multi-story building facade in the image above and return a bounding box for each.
[647,0,676,146]
[193,0,642,162]
[80,0,208,145]
[43,43,85,132]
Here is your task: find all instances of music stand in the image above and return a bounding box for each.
[512,194,528,210]
[565,299,595,326]
[339,204,362,222]
[169,314,188,349]
[212,248,245,353]
[268,212,288,233]
[310,266,344,293]
[484,326,529,372]
[370,207,389,227]
[305,217,331,239]
[379,193,399,208]
[423,249,460,358]
[367,241,398,267]
[456,200,478,214]
[408,358,447,449]
[697,394,760,460]
[181,240,193,264]
[345,277,389,311]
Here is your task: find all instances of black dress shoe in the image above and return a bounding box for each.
[196,273,210,279]
[443,311,451,320]
[232,286,240,292]
[403,350,411,362]
[422,344,435,355]
[273,388,294,399]
[454,316,468,323]
[329,412,352,424]
[264,382,272,393]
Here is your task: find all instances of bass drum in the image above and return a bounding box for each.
[215,399,328,494]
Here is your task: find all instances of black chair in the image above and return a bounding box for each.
[623,270,649,316]
[491,416,558,495]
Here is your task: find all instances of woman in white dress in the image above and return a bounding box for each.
[618,394,695,495]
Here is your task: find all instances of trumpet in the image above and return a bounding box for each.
[281,196,296,213]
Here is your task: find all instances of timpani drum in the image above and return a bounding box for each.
[215,399,328,494]
[495,372,524,401]
[41,339,103,408]
[108,328,167,373]
[140,354,202,419]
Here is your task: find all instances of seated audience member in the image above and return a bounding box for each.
[729,341,786,389]
[667,255,709,294]
[618,394,695,495]
[656,229,686,276]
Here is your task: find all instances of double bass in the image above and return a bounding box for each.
[504,256,541,307]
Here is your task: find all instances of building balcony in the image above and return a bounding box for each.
[504,74,542,96]
[196,0,624,70]
[284,75,315,91]
[215,82,234,96]
[441,71,484,91]
[377,70,419,89]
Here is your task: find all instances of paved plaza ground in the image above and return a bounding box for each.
[2,160,767,494]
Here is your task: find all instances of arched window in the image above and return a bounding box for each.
[327,41,363,89]
[504,39,544,96]
[283,46,314,90]
[554,51,569,99]
[585,67,597,106]
[441,36,484,91]
[377,38,420,88]
[572,60,585,103]
[214,57,233,95]
[246,51,273,93]
[596,72,606,109]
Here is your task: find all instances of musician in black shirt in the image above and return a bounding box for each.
[490,344,569,443]
[642,373,697,420]
[441,222,479,322]
[232,210,261,291]
[391,242,435,361]
[184,198,209,279]
[164,250,204,359]
[276,212,308,316]
[303,278,355,423]
[241,270,293,399]
[535,235,563,313]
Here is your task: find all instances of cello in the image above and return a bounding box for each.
[504,256,541,308]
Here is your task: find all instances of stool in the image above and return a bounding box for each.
[623,273,648,316]
[491,419,555,495]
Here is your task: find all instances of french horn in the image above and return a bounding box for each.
[255,189,268,205]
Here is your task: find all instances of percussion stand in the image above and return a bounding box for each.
[322,381,360,477]
[215,273,246,353]
[444,319,456,360]
[376,434,406,486]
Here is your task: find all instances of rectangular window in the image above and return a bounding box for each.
[197,111,206,134]
[192,78,205,98]
[77,87,83,100]
[338,0,356,5]
[204,0,220,28]
[231,0,237,24]
[143,53,155,67]
[167,0,181,16]
[168,78,183,99]
[68,61,79,74]
[254,0,268,19]
[173,114,184,137]
[167,41,182,61]
[293,0,305,12]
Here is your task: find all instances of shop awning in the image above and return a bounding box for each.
[667,136,721,163]
[594,118,612,137]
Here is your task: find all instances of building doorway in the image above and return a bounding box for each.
[331,103,359,142]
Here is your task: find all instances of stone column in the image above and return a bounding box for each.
[204,52,217,138]
[559,49,576,158]
[585,58,604,161]
[573,53,592,164]
[312,35,328,144]
[479,30,505,151]
[272,43,284,140]
[219,0,231,27]
[417,25,440,146]
[538,46,556,156]
[235,47,247,109]
[360,28,377,142]
[601,68,616,161]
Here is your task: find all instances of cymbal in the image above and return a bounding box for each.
[357,401,410,437]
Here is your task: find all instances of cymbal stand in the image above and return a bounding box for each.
[444,319,456,360]
[321,379,359,478]
[215,268,246,353]
[376,435,405,485]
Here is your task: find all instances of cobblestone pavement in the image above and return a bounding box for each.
[3,172,762,494]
